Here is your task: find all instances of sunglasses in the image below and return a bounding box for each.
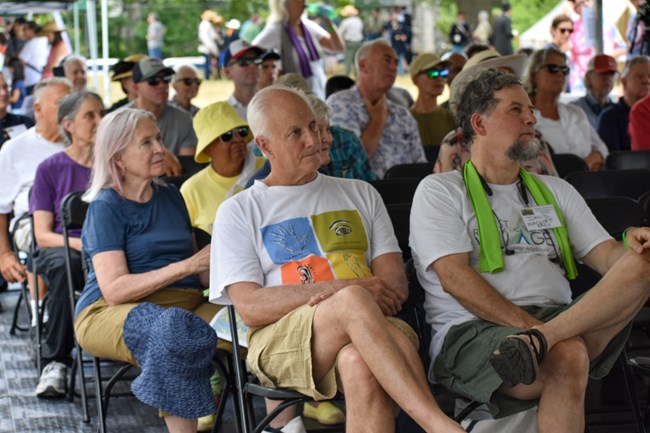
[558,28,574,34]
[177,78,202,86]
[541,64,570,76]
[231,58,258,67]
[220,127,249,142]
[146,75,173,86]
[423,68,449,79]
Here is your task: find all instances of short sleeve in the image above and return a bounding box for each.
[29,161,56,214]
[82,197,127,259]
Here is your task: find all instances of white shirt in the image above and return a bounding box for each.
[338,16,364,43]
[227,93,248,121]
[409,170,611,381]
[0,127,65,226]
[19,37,48,87]
[534,103,609,159]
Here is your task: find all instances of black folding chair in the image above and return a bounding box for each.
[61,191,140,433]
[384,162,434,180]
[606,150,650,170]
[565,169,650,200]
[161,174,191,189]
[551,153,589,178]
[370,178,420,206]
[385,203,412,262]
[178,155,209,175]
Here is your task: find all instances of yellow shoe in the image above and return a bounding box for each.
[197,413,216,432]
[303,401,345,425]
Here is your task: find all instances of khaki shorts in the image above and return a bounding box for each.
[246,304,419,400]
[74,288,223,365]
[433,303,631,419]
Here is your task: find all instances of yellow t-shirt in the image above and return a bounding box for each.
[180,157,266,234]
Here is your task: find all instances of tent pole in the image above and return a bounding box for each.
[595,0,603,54]
[73,1,80,55]
[101,0,110,106]
[86,0,99,92]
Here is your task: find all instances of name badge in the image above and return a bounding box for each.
[519,204,562,231]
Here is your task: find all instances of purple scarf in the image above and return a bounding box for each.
[284,20,320,78]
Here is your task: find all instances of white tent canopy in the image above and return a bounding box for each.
[0,2,73,15]
[519,0,636,52]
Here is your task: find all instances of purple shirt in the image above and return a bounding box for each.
[30,151,91,237]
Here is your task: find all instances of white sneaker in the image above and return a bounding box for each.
[35,361,67,398]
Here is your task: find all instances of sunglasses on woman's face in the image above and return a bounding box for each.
[220,127,249,142]
[177,78,202,86]
[558,27,574,34]
[423,68,449,79]
[541,64,570,76]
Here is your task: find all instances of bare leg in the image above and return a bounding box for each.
[311,285,464,432]
[537,251,650,357]
[264,399,299,429]
[501,338,590,433]
[337,345,394,432]
[164,415,197,433]
[27,272,47,302]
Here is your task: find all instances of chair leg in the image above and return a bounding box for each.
[252,399,309,433]
[92,357,107,433]
[69,345,90,423]
[213,356,231,433]
[9,290,23,335]
[623,351,647,433]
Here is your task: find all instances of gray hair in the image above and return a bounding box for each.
[523,47,566,97]
[455,69,523,147]
[355,39,392,71]
[62,55,86,72]
[84,108,157,202]
[306,94,329,121]
[247,84,313,140]
[174,63,198,75]
[34,77,72,103]
[276,72,311,93]
[57,91,104,146]
[622,55,650,79]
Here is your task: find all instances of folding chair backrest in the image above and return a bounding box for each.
[161,174,191,189]
[178,155,209,175]
[384,162,434,180]
[551,153,589,178]
[370,178,420,206]
[606,150,650,170]
[585,197,647,240]
[565,169,650,200]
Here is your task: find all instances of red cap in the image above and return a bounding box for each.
[588,54,618,74]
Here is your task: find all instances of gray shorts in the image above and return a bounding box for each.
[433,303,631,418]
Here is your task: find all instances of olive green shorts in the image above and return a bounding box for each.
[433,303,631,419]
[247,303,419,400]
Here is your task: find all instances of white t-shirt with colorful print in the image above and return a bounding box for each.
[210,173,400,305]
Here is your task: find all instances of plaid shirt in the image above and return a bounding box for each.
[322,126,377,181]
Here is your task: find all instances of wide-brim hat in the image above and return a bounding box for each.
[111,54,146,81]
[193,101,253,163]
[201,9,217,21]
[451,50,528,98]
[36,22,65,36]
[132,56,175,83]
[409,52,450,78]
[341,5,359,17]
[123,303,217,419]
[223,39,264,67]
[226,18,241,30]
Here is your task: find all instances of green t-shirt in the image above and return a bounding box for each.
[410,108,457,148]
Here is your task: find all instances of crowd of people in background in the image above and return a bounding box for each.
[1,0,650,432]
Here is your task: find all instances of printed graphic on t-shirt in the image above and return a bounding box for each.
[311,210,368,252]
[261,210,370,284]
[281,256,335,285]
[473,209,559,259]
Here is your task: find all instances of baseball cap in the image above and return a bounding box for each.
[258,49,281,63]
[223,40,264,66]
[132,56,174,83]
[193,102,253,163]
[588,54,618,74]
[409,53,449,78]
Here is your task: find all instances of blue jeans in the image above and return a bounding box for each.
[148,47,163,59]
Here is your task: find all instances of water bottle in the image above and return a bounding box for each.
[306,3,337,20]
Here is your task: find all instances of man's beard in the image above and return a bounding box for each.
[506,136,541,163]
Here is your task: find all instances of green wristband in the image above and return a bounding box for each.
[622,227,633,251]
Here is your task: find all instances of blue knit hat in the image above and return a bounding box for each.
[123,303,217,419]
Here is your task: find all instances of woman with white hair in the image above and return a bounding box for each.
[252,0,343,99]
[74,108,220,433]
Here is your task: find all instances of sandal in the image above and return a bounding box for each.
[489,328,548,387]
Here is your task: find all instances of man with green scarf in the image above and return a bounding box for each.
[410,68,650,432]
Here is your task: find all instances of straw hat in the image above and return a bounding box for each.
[36,22,65,36]
[341,5,360,17]
[451,50,528,98]
[111,54,146,81]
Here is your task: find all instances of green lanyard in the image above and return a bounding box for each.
[463,161,578,280]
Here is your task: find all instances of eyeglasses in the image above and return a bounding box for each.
[558,28,574,34]
[220,127,249,142]
[146,75,173,86]
[177,78,202,86]
[540,64,570,76]
[423,68,449,79]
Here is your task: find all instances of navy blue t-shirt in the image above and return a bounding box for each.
[0,112,34,147]
[75,184,201,317]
